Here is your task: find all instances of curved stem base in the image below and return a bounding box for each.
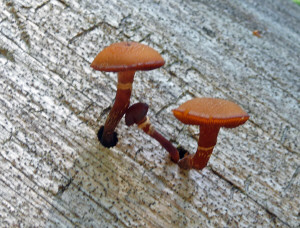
[97,126,118,148]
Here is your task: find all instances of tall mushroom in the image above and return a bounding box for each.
[125,103,180,163]
[172,97,249,170]
[91,42,165,148]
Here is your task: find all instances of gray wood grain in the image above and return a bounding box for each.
[1,0,299,227]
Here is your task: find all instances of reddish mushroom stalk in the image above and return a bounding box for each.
[178,125,220,170]
[100,71,135,146]
[125,103,179,163]
[138,117,180,163]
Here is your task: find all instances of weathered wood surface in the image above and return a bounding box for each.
[0,0,299,227]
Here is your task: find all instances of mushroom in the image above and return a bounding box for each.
[172,97,249,170]
[253,30,262,38]
[125,103,180,163]
[91,42,165,148]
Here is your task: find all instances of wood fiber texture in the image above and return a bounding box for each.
[0,0,299,227]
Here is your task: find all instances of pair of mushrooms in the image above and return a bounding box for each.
[91,42,249,170]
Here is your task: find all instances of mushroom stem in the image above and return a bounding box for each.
[99,71,135,147]
[178,125,220,170]
[138,117,180,163]
[193,125,220,170]
[125,103,180,163]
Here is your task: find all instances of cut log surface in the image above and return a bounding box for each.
[0,0,299,227]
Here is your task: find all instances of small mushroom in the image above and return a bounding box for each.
[125,103,180,163]
[252,30,262,38]
[91,42,165,148]
[172,97,249,170]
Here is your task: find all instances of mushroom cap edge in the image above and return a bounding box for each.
[172,97,249,128]
[91,42,165,72]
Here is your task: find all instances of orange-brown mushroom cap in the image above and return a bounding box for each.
[172,98,249,128]
[90,42,165,72]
